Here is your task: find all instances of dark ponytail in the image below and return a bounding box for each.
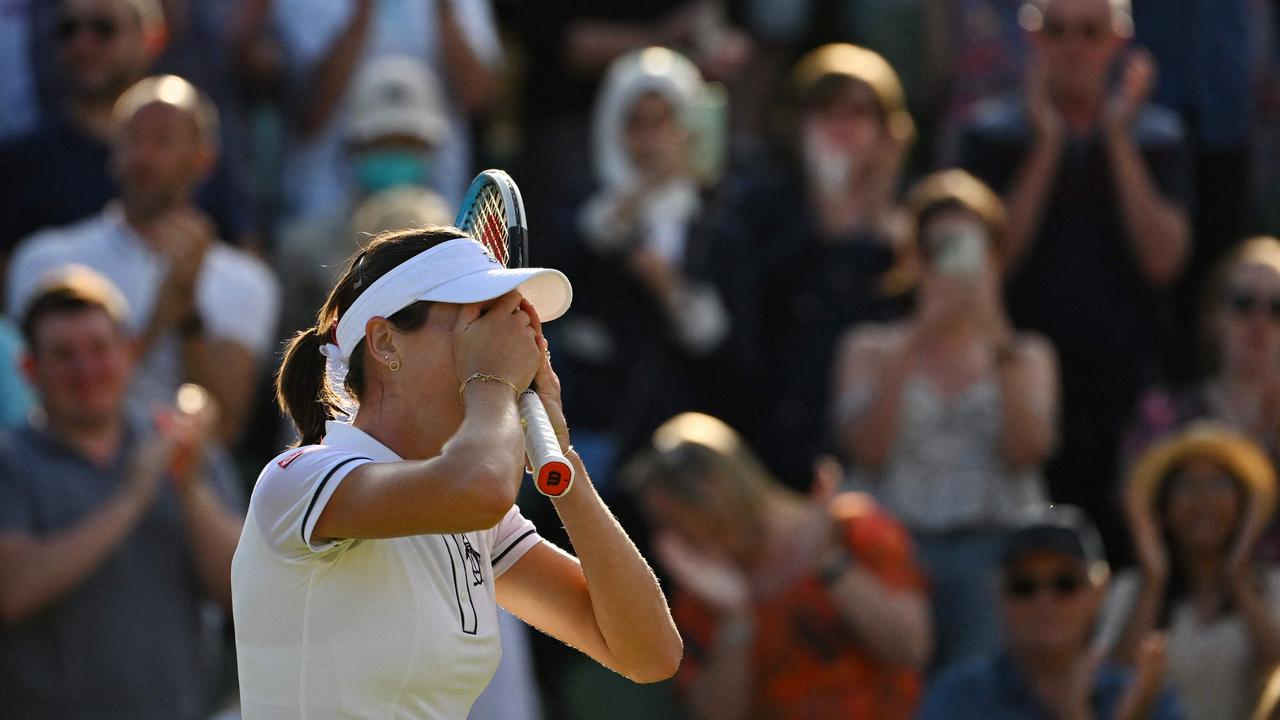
[274,226,461,446]
[277,325,342,446]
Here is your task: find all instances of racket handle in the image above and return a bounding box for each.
[519,391,574,497]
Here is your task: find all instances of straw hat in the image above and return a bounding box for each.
[791,43,915,145]
[1128,422,1277,525]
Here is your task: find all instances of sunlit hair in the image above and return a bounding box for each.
[622,413,801,530]
[111,75,220,149]
[791,43,915,147]
[1019,0,1134,38]
[116,0,165,32]
[906,169,1008,258]
[20,265,130,348]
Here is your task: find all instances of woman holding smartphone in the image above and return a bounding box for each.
[831,170,1060,672]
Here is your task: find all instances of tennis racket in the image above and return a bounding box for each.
[457,170,574,498]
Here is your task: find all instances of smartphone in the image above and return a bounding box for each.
[927,225,987,277]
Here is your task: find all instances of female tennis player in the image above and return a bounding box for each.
[230,228,682,718]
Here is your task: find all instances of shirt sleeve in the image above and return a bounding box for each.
[486,504,542,578]
[199,250,282,357]
[5,230,59,317]
[247,447,373,558]
[834,493,926,592]
[451,0,503,67]
[0,435,34,533]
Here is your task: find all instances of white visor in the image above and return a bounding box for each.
[321,238,572,413]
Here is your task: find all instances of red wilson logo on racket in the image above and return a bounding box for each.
[536,461,573,498]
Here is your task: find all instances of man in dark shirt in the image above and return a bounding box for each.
[0,0,249,257]
[957,0,1191,561]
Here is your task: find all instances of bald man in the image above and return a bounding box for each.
[956,0,1192,565]
[6,75,279,445]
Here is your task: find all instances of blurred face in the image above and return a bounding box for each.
[58,0,151,100]
[112,102,211,217]
[919,208,997,281]
[804,79,886,167]
[640,475,756,564]
[27,309,131,429]
[1163,460,1244,557]
[1001,552,1101,656]
[350,136,436,195]
[624,92,690,181]
[1217,262,1280,377]
[1033,0,1125,101]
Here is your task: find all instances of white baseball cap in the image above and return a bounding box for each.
[346,55,449,147]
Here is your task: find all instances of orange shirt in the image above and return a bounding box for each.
[674,493,924,720]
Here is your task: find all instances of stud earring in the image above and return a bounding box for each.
[389,359,401,372]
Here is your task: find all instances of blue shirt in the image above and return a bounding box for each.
[918,651,1184,719]
[1133,0,1253,148]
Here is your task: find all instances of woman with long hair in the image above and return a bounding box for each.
[625,412,929,719]
[230,227,681,717]
[1102,423,1280,720]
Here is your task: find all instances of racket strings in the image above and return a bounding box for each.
[472,186,510,266]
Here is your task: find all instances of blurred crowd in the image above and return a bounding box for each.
[2,0,1280,718]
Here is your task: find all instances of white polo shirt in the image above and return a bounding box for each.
[231,421,542,719]
[5,207,281,407]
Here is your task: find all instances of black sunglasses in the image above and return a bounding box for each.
[1003,572,1085,600]
[57,14,119,42]
[1226,289,1280,322]
[1041,17,1108,43]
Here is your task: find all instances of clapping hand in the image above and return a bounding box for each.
[654,531,751,616]
[1102,49,1156,142]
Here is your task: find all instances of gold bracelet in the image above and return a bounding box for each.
[459,373,520,403]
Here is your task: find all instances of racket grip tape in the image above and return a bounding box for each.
[518,391,574,497]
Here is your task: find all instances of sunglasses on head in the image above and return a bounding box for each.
[1226,289,1280,322]
[1003,572,1085,600]
[1041,16,1108,43]
[57,14,119,42]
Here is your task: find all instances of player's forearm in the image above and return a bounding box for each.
[1105,134,1189,287]
[552,451,682,683]
[1001,133,1063,276]
[177,482,243,611]
[0,492,147,623]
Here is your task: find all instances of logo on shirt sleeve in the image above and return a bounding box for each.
[277,449,306,468]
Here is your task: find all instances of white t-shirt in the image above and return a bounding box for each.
[5,207,281,406]
[1098,566,1280,720]
[232,421,543,719]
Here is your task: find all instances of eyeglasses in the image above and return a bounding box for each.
[1041,16,1108,43]
[1003,572,1085,600]
[1226,289,1280,322]
[57,14,119,43]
